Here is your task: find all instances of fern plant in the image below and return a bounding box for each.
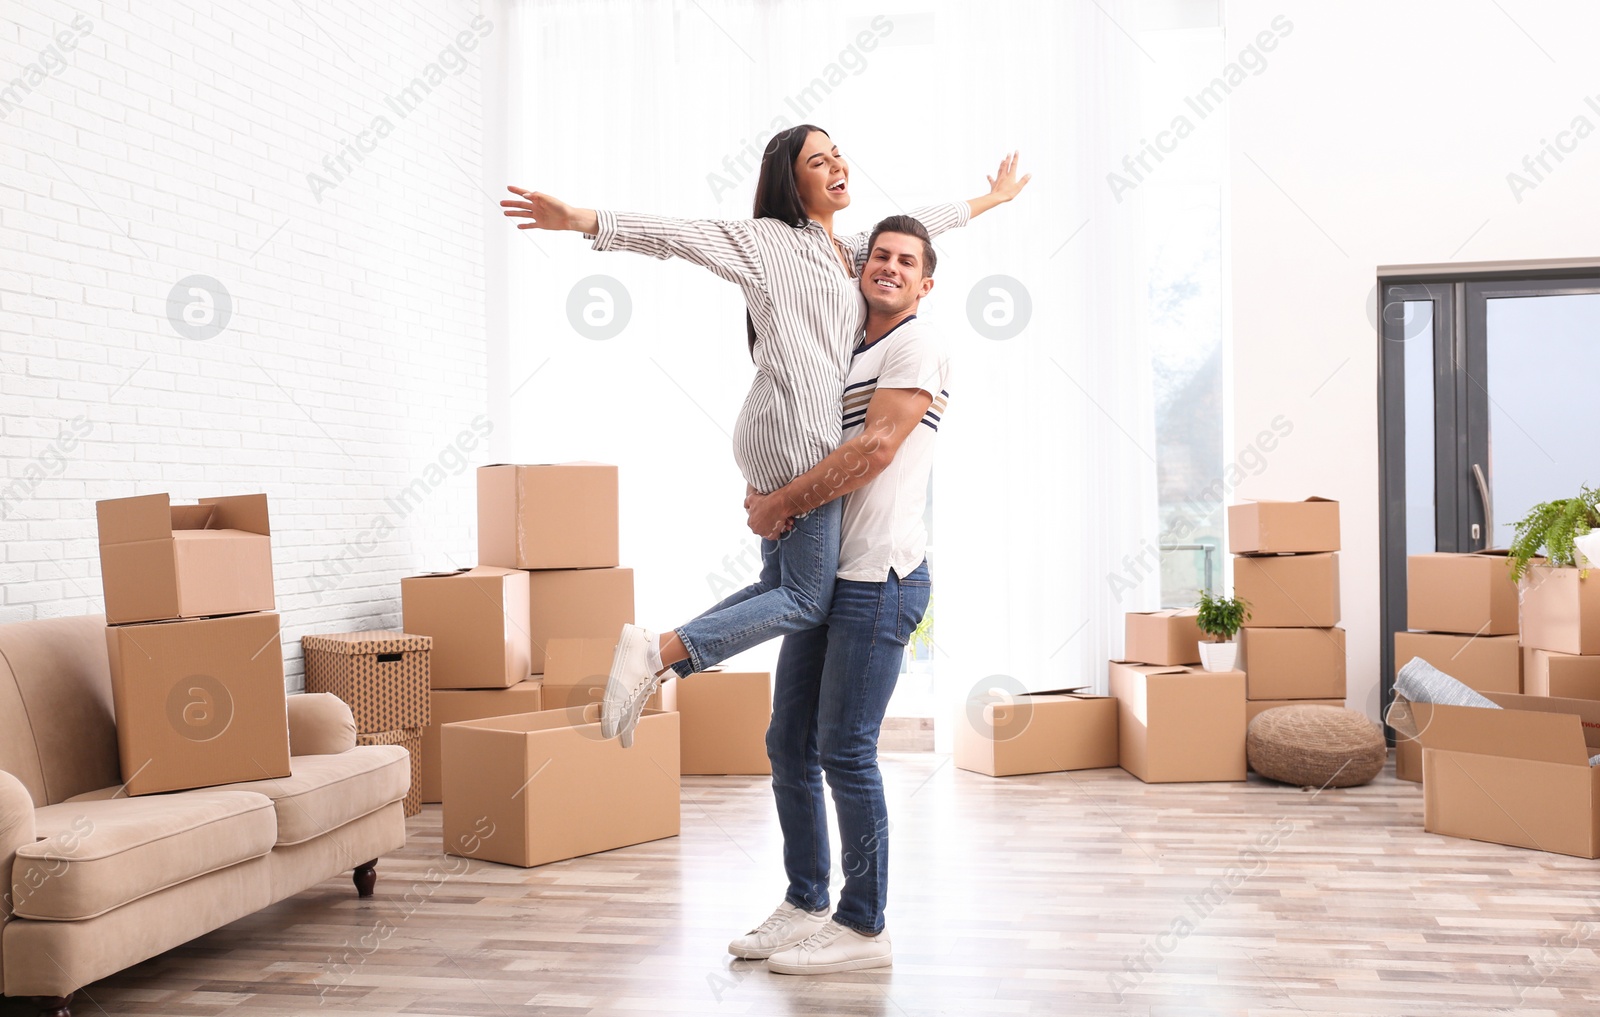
[1195,591,1251,642]
[908,601,934,658]
[1506,485,1600,582]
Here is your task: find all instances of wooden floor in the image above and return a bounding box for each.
[11,752,1600,1017]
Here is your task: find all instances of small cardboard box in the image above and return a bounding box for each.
[526,566,634,673]
[441,705,680,868]
[1395,736,1422,784]
[542,636,663,713]
[1417,692,1600,858]
[954,687,1118,777]
[1123,610,1206,666]
[478,463,619,570]
[357,727,423,817]
[1107,661,1246,783]
[1228,497,1340,555]
[421,680,545,803]
[1232,552,1340,628]
[302,630,432,733]
[96,493,275,625]
[105,612,290,796]
[1523,648,1600,701]
[1393,631,1521,695]
[1407,552,1519,636]
[1238,627,1346,699]
[1520,564,1600,656]
[659,669,771,776]
[1246,698,1345,725]
[401,567,531,689]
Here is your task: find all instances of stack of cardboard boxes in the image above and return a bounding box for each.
[95,493,290,797]
[1230,498,1347,723]
[1519,562,1600,699]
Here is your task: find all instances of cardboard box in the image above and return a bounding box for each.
[421,680,545,803]
[1228,497,1340,555]
[1523,648,1600,701]
[1392,631,1521,695]
[954,688,1118,777]
[1395,736,1421,783]
[1238,627,1346,699]
[1417,692,1600,858]
[658,669,771,775]
[526,567,634,673]
[302,630,432,732]
[478,463,619,570]
[96,493,275,625]
[401,567,531,689]
[441,705,680,868]
[1406,552,1519,636]
[542,636,663,713]
[1246,698,1345,725]
[1123,610,1206,666]
[104,612,290,797]
[1107,662,1246,783]
[1520,564,1600,655]
[357,727,422,817]
[1232,552,1340,628]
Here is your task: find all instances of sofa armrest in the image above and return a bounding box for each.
[287,693,357,756]
[1,769,35,921]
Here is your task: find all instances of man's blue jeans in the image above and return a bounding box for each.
[766,560,931,935]
[669,499,841,679]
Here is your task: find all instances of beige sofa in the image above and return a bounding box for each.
[0,615,410,1016]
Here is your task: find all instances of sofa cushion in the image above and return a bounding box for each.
[13,790,275,921]
[201,747,410,846]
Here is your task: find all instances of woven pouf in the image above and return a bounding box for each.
[1247,705,1385,788]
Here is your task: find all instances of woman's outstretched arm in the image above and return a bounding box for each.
[966,150,1031,219]
[838,152,1031,259]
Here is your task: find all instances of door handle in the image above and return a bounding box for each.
[1472,463,1492,550]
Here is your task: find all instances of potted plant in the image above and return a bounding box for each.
[1506,486,1599,582]
[1195,590,1250,672]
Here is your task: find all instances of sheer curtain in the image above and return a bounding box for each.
[495,0,1158,708]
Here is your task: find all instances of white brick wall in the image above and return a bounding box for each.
[1,0,492,689]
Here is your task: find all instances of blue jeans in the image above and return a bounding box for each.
[669,499,841,679]
[767,560,931,935]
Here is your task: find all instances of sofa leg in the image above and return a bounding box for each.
[353,859,377,898]
[34,993,73,1017]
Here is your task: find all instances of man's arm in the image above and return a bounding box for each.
[746,386,933,539]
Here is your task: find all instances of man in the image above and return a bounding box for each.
[732,214,951,974]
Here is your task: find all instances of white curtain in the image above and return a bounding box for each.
[497,0,1158,708]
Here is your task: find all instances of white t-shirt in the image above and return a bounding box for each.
[837,315,950,582]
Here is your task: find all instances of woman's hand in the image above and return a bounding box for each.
[746,490,796,541]
[967,152,1031,218]
[501,187,598,233]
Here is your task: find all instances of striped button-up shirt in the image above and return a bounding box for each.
[590,201,970,492]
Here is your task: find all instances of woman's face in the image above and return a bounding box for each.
[793,131,849,220]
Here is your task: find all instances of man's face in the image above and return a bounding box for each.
[860,232,934,314]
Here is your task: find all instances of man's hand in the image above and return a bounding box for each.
[985,151,1031,204]
[500,187,598,233]
[746,490,795,541]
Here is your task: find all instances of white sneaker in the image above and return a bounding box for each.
[728,902,831,960]
[601,623,662,745]
[766,920,892,975]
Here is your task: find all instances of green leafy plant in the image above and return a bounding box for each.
[1506,486,1599,582]
[908,601,934,658]
[1195,591,1251,642]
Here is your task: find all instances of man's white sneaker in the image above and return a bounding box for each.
[766,920,892,975]
[601,623,662,743]
[727,902,831,960]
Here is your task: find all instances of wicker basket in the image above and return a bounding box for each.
[1246,705,1385,788]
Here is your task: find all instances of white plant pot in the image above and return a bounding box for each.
[1574,531,1600,570]
[1197,640,1238,673]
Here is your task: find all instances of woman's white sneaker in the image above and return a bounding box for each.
[727,902,831,960]
[601,623,662,743]
[766,919,892,974]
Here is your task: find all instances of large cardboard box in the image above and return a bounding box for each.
[1107,662,1246,783]
[954,688,1118,777]
[1232,552,1340,628]
[96,493,275,624]
[104,612,290,796]
[659,669,771,776]
[421,680,545,803]
[542,636,663,713]
[441,705,680,868]
[526,567,634,673]
[1523,648,1600,700]
[1520,564,1600,655]
[302,630,432,732]
[1123,610,1205,666]
[1228,497,1340,555]
[401,567,531,689]
[1246,698,1345,725]
[478,463,619,570]
[1238,627,1346,699]
[1407,552,1519,636]
[1392,631,1521,695]
[1417,692,1600,858]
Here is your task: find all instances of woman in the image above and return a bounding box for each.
[501,127,1028,745]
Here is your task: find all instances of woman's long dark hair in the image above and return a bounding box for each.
[746,124,828,356]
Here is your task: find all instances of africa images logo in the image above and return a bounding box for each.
[165,675,234,742]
